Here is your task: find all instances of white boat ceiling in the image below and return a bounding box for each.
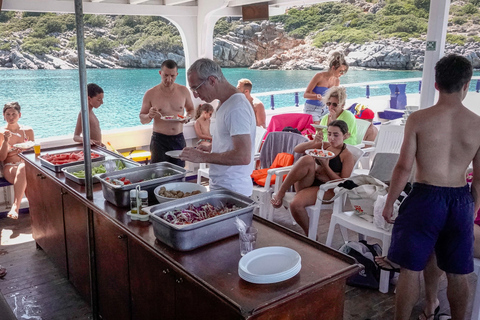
[1,0,452,108]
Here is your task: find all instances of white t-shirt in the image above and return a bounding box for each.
[209,93,256,196]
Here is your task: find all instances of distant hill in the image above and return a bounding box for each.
[0,0,479,70]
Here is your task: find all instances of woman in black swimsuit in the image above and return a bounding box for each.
[271,120,355,236]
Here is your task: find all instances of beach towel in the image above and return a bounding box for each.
[266,113,315,137]
[251,152,294,187]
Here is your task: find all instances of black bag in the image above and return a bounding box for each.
[339,240,381,289]
[282,126,301,135]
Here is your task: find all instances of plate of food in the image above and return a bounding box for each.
[161,115,191,122]
[305,149,336,159]
[13,141,35,150]
[311,124,328,130]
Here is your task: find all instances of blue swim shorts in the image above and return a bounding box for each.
[387,182,474,274]
[304,102,328,122]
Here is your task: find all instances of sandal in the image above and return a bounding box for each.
[374,256,401,273]
[437,313,451,320]
[0,266,6,278]
[418,305,440,320]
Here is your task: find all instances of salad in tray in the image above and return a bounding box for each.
[69,160,127,179]
[305,149,336,159]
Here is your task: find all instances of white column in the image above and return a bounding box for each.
[419,0,451,109]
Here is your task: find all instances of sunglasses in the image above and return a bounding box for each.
[190,79,207,94]
[326,102,338,107]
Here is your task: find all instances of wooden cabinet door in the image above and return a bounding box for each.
[174,273,242,320]
[94,213,130,320]
[63,192,90,303]
[25,165,67,277]
[128,239,175,320]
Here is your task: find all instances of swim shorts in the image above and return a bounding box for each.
[150,131,186,167]
[388,182,474,274]
[304,102,328,122]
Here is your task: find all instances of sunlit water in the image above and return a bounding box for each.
[1,68,479,139]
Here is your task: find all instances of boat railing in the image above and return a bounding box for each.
[254,76,480,110]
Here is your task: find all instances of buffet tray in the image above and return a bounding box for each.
[97,162,187,207]
[62,159,140,185]
[146,189,255,251]
[40,151,105,172]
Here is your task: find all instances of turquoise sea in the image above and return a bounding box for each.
[1,68,479,139]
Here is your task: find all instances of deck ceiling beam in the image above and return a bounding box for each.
[227,0,336,7]
[164,0,194,5]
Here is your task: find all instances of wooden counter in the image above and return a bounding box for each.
[21,145,361,320]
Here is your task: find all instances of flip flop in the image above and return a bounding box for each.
[418,305,440,320]
[374,256,401,273]
[0,266,6,278]
[436,313,451,320]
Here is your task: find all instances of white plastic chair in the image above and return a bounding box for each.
[473,257,480,320]
[357,124,404,173]
[355,118,371,146]
[197,126,267,184]
[268,144,364,240]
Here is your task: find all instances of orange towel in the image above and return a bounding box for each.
[251,152,294,187]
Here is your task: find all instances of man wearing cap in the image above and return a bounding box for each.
[355,108,378,142]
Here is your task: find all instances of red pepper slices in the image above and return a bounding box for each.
[41,151,101,165]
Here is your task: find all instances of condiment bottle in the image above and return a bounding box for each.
[139,190,148,215]
[130,189,138,214]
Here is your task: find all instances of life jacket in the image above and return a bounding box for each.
[251,152,294,187]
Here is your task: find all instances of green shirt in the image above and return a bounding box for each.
[320,110,358,145]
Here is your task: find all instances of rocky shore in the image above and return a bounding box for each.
[1,13,480,70]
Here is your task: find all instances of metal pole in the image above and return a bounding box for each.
[476,79,480,93]
[366,85,370,99]
[74,1,98,319]
[294,92,299,107]
[419,80,422,94]
[270,95,275,110]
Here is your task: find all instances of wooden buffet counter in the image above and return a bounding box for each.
[21,145,361,320]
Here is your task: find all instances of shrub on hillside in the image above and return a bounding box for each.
[143,20,179,37]
[446,34,466,46]
[86,37,117,55]
[21,36,60,55]
[313,27,376,46]
[0,12,15,23]
[84,14,107,28]
[452,16,467,25]
[462,3,478,14]
[132,35,182,53]
[214,18,240,37]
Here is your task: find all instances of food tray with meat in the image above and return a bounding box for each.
[97,162,187,207]
[62,159,140,185]
[40,151,105,172]
[146,189,255,251]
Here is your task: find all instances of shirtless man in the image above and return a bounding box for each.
[237,79,266,128]
[382,54,480,320]
[139,60,194,167]
[73,83,105,146]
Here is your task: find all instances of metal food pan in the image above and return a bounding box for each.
[62,159,140,185]
[40,151,105,172]
[146,189,255,251]
[97,162,187,207]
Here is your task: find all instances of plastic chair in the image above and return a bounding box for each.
[355,118,371,146]
[473,257,480,320]
[357,124,404,173]
[197,126,267,184]
[250,131,308,218]
[268,144,364,239]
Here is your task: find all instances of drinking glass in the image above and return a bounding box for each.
[239,226,258,256]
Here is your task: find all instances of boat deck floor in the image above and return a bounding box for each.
[0,208,477,320]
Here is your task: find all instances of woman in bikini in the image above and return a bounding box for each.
[0,102,35,220]
[271,119,355,236]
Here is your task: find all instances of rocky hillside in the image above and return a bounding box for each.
[1,0,480,70]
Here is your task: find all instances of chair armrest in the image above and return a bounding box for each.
[266,166,294,193]
[318,178,346,192]
[199,163,208,169]
[253,152,260,162]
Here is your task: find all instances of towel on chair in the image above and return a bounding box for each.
[266,113,315,137]
[251,152,294,187]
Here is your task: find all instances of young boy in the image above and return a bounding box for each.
[382,54,480,320]
[74,83,105,146]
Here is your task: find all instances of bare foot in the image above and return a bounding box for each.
[7,205,19,219]
[271,193,284,209]
[418,299,440,320]
[374,256,400,272]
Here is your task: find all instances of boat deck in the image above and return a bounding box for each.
[0,208,477,319]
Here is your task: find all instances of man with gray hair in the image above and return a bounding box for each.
[180,58,256,196]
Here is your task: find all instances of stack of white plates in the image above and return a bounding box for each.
[238,246,301,284]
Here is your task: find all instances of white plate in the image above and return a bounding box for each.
[165,150,182,159]
[305,148,335,159]
[238,247,301,284]
[13,141,35,149]
[161,116,190,122]
[311,124,327,130]
[126,210,149,221]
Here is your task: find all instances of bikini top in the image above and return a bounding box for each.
[6,127,27,154]
[305,86,329,106]
[328,143,346,173]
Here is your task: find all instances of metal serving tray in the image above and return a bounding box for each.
[62,159,140,185]
[145,189,255,251]
[39,151,105,173]
[97,162,186,207]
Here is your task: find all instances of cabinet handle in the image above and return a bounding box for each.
[175,277,183,284]
[117,234,127,239]
[61,191,68,195]
[37,173,46,179]
[162,268,170,274]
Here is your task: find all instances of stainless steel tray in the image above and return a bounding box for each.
[62,159,140,185]
[40,151,105,172]
[146,189,255,251]
[97,162,187,207]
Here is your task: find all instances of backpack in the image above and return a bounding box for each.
[339,240,382,289]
